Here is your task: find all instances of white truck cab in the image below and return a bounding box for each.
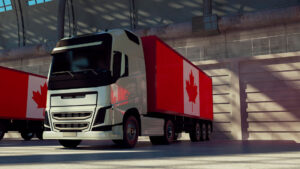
[44,29,213,148]
[43,29,163,148]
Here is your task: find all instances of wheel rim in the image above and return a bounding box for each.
[195,123,201,141]
[126,119,137,143]
[166,120,174,142]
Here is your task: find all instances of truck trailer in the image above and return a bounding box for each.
[43,29,213,148]
[0,66,47,141]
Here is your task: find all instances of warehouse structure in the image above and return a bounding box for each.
[1,0,300,142]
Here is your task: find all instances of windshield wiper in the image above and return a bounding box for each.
[52,71,74,78]
[75,69,98,76]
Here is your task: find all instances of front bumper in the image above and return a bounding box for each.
[43,125,123,140]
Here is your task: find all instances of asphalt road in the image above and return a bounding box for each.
[0,138,300,169]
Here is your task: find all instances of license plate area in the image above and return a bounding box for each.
[63,132,77,137]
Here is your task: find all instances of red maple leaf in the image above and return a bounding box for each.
[32,82,48,108]
[186,71,198,112]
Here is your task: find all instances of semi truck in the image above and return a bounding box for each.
[0,66,47,141]
[43,29,213,148]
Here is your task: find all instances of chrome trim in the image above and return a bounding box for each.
[52,111,92,120]
[54,123,89,131]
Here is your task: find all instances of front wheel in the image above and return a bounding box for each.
[122,115,139,148]
[21,131,34,141]
[58,140,81,148]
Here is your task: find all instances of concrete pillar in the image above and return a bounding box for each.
[230,61,243,140]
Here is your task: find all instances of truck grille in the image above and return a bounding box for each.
[52,112,92,120]
[54,123,89,131]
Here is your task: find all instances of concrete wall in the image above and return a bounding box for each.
[195,52,300,143]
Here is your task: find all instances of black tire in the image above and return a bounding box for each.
[206,123,212,141]
[0,130,5,141]
[174,132,180,141]
[36,130,43,140]
[201,123,207,141]
[189,122,201,142]
[0,123,6,141]
[150,119,175,145]
[21,131,34,141]
[122,115,139,148]
[59,140,81,148]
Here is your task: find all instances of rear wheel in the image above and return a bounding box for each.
[0,123,6,141]
[206,123,212,141]
[0,131,4,141]
[201,123,207,141]
[21,131,34,141]
[150,119,175,145]
[122,115,139,148]
[189,122,201,142]
[59,140,81,148]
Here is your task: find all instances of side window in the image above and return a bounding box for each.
[113,51,129,80]
[124,30,140,45]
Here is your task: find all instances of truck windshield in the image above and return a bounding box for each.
[51,45,110,74]
[48,33,113,90]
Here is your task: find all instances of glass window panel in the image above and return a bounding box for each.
[28,0,36,6]
[4,0,11,5]
[5,5,12,10]
[36,0,44,4]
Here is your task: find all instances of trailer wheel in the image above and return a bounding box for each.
[206,123,212,141]
[21,131,34,141]
[59,140,81,148]
[149,119,175,145]
[189,122,201,142]
[0,131,4,141]
[0,130,5,141]
[122,115,139,148]
[201,123,207,141]
[36,130,43,140]
[0,123,6,141]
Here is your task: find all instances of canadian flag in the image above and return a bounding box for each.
[183,60,200,117]
[26,75,47,119]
